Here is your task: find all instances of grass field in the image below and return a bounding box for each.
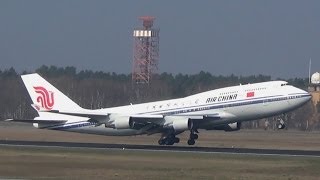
[1,123,320,179]
[0,146,320,180]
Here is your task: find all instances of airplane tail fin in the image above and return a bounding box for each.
[21,73,83,112]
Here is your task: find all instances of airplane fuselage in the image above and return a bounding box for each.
[51,81,310,136]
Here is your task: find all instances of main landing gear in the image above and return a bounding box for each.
[158,134,180,145]
[187,129,198,145]
[158,130,199,146]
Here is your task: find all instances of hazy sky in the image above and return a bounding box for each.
[0,1,319,78]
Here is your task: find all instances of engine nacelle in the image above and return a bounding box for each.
[164,117,193,131]
[223,122,241,131]
[105,116,134,129]
[212,122,241,132]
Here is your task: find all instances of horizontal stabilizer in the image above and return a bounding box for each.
[31,104,51,112]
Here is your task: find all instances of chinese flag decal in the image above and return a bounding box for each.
[246,92,255,98]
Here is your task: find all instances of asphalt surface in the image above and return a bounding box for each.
[1,140,320,157]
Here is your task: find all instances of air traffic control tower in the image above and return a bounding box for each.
[132,16,160,84]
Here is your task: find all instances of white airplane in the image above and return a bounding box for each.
[7,73,311,145]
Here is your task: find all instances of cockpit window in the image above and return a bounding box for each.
[281,83,288,86]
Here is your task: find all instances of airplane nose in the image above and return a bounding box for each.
[299,88,312,101]
[291,87,311,101]
[307,92,312,100]
[286,86,312,109]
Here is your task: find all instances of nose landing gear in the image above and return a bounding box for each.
[276,115,286,130]
[276,118,285,129]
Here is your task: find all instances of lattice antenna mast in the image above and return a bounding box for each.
[132,16,159,84]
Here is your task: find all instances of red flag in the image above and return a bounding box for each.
[247,92,255,97]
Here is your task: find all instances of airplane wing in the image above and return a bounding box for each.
[5,119,67,124]
[45,110,165,119]
[33,107,233,134]
[46,110,109,119]
[36,109,190,132]
[34,109,166,131]
[40,109,164,121]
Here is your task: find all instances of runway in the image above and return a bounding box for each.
[1,140,320,157]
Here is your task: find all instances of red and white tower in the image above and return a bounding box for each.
[132,16,160,84]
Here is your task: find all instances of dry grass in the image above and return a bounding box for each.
[1,123,320,179]
[0,146,320,180]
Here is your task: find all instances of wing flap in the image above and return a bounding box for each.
[40,109,109,119]
[5,119,67,124]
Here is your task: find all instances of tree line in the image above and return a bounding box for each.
[0,65,318,130]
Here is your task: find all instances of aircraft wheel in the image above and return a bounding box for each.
[158,139,165,145]
[277,123,285,129]
[277,124,282,129]
[165,138,174,145]
[187,139,195,145]
[174,137,180,143]
[191,134,198,140]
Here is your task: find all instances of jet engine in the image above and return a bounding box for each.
[164,117,193,131]
[105,116,134,129]
[224,122,241,131]
[212,122,241,132]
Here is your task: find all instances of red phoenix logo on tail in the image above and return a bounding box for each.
[33,86,55,110]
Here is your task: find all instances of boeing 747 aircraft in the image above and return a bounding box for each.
[7,73,311,145]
